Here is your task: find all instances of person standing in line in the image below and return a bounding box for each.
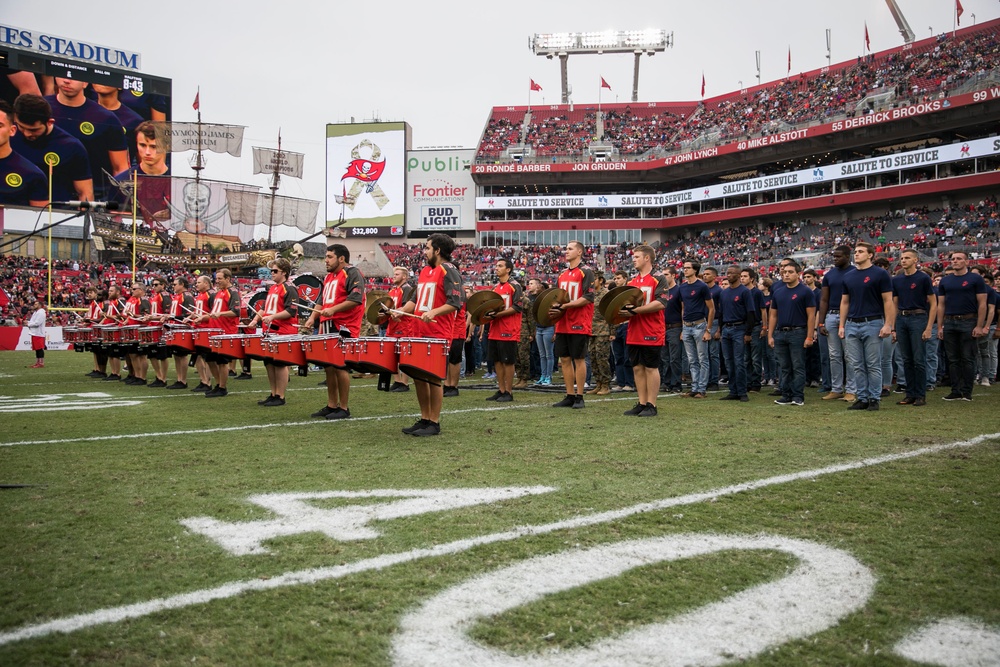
[385,266,415,392]
[969,267,997,386]
[702,266,723,391]
[679,259,714,399]
[768,261,816,406]
[194,269,242,398]
[740,267,765,393]
[532,279,555,386]
[937,251,988,401]
[549,241,596,409]
[660,266,684,393]
[483,258,523,403]
[587,273,613,396]
[610,270,635,391]
[620,246,669,416]
[816,246,858,403]
[27,300,46,368]
[718,265,757,402]
[891,249,936,406]
[246,259,299,407]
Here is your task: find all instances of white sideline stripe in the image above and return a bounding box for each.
[0,432,996,646]
[893,617,1000,667]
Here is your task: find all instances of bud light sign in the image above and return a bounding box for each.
[405,148,476,233]
[420,206,460,229]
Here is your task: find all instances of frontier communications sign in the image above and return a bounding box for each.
[406,149,476,233]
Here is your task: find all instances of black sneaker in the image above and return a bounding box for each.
[235,373,253,380]
[311,406,337,418]
[443,386,460,397]
[739,395,750,402]
[389,382,410,392]
[867,401,880,411]
[206,387,228,398]
[133,379,148,386]
[262,396,285,407]
[486,390,504,402]
[880,388,890,398]
[848,400,871,410]
[572,395,585,409]
[86,370,105,378]
[411,421,441,437]
[941,392,964,401]
[166,381,188,390]
[960,395,973,402]
[102,374,121,382]
[258,394,276,405]
[124,376,141,385]
[148,379,167,388]
[719,394,740,401]
[191,383,211,393]
[706,383,720,391]
[768,390,782,397]
[893,385,906,394]
[623,402,646,416]
[774,398,795,405]
[402,419,430,434]
[495,392,513,403]
[228,370,238,377]
[637,404,658,417]
[553,395,576,408]
[324,407,351,420]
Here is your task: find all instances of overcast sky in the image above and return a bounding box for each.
[5,0,996,238]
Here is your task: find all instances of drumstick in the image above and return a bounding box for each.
[380,304,434,323]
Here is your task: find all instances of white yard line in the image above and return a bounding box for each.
[0,432,996,646]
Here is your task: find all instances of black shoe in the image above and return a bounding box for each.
[961,395,973,402]
[312,406,337,418]
[411,421,441,437]
[768,390,783,397]
[258,394,276,405]
[553,395,576,408]
[893,385,906,393]
[235,373,253,380]
[623,402,646,416]
[848,400,870,410]
[166,381,188,390]
[774,398,795,405]
[263,396,285,406]
[133,378,147,386]
[896,397,916,405]
[719,394,740,401]
[205,387,228,398]
[403,419,430,435]
[102,374,121,382]
[748,386,761,393]
[486,390,504,402]
[317,380,327,386]
[324,407,351,420]
[706,383,720,391]
[913,398,927,406]
[572,395,585,409]
[443,386,460,397]
[86,370,105,378]
[124,376,141,385]
[148,379,167,388]
[880,388,890,398]
[941,392,963,401]
[191,383,211,393]
[637,404,657,417]
[867,401,880,411]
[739,395,750,402]
[495,392,513,402]
[228,370,237,377]
[389,382,410,392]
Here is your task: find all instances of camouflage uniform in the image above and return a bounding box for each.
[589,285,612,393]
[514,290,536,386]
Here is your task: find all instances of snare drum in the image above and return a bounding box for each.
[302,334,347,368]
[63,327,79,343]
[345,337,398,374]
[138,327,164,345]
[121,325,141,344]
[77,327,95,344]
[397,338,449,383]
[242,334,271,361]
[194,328,225,351]
[95,325,123,344]
[209,334,247,360]
[163,327,196,353]
[267,334,307,367]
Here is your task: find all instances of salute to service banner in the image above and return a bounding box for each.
[476,135,1000,211]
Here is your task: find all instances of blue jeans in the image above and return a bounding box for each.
[708,322,720,384]
[681,321,709,393]
[817,327,832,392]
[844,319,885,403]
[943,318,977,397]
[744,323,763,390]
[773,327,807,402]
[660,326,683,388]
[612,323,634,387]
[824,313,855,394]
[896,313,928,399]
[763,332,777,382]
[882,336,896,388]
[721,325,748,396]
[925,323,939,386]
[535,325,555,378]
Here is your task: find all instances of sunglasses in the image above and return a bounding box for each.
[270,269,281,274]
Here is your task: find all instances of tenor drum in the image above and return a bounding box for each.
[345,337,398,374]
[397,338,449,383]
[209,334,247,360]
[163,327,196,353]
[194,328,225,351]
[267,334,306,367]
[242,334,270,361]
[302,334,347,368]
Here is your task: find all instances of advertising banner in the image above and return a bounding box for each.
[406,149,476,233]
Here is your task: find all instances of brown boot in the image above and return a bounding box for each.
[586,383,601,395]
[595,383,611,395]
[512,379,528,390]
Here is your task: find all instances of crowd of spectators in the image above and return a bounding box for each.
[476,24,1000,161]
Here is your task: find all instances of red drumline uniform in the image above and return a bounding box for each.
[386,280,415,338]
[261,283,299,335]
[169,292,194,319]
[147,290,166,318]
[100,297,123,325]
[209,287,241,334]
[452,295,467,341]
[488,280,523,341]
[192,291,212,329]
[409,262,462,340]
[319,265,366,337]
[555,265,595,335]
[123,296,148,326]
[626,272,669,346]
[86,299,103,322]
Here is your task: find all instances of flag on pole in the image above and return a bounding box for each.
[701,72,705,97]
[192,89,200,111]
[600,77,612,90]
[787,47,791,74]
[956,0,963,25]
[865,22,871,51]
[530,79,542,92]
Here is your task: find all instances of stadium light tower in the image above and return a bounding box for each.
[530,29,672,103]
[885,0,916,43]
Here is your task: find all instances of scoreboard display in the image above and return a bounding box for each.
[0,45,171,97]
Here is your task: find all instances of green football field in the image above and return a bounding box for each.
[1,350,998,666]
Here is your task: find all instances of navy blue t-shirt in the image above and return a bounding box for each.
[842,265,892,319]
[749,287,765,325]
[707,283,722,325]
[45,95,127,197]
[719,284,754,323]
[0,150,48,205]
[772,281,815,328]
[109,104,144,165]
[10,125,92,201]
[820,265,855,311]
[938,272,987,316]
[679,279,712,322]
[892,271,934,312]
[119,90,169,121]
[662,284,682,324]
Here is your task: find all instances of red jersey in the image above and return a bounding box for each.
[122,296,148,326]
[86,299,103,322]
[319,266,366,337]
[555,265,595,335]
[192,291,212,329]
[488,280,523,341]
[386,281,415,338]
[209,287,241,334]
[452,293,467,340]
[169,293,194,318]
[626,272,669,346]
[100,298,123,325]
[409,262,462,340]
[147,291,166,317]
[262,282,298,335]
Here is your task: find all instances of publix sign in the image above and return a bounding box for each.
[406,148,476,232]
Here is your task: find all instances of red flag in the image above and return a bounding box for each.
[701,73,705,97]
[956,0,963,25]
[192,90,200,111]
[865,22,871,51]
[530,79,542,92]
[600,77,611,90]
[787,47,791,74]
[342,158,386,183]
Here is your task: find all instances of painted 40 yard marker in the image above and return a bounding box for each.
[0,392,142,413]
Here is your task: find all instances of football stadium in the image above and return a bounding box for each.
[1,8,1000,667]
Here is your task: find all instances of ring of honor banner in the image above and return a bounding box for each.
[326,122,409,238]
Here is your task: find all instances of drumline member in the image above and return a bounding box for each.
[483,258,523,403]
[443,280,468,398]
[235,286,255,380]
[304,244,366,420]
[188,275,215,393]
[619,246,669,417]
[144,276,171,387]
[385,266,415,392]
[121,283,151,385]
[100,284,125,382]
[84,285,108,378]
[246,258,299,407]
[192,268,241,398]
[548,240,596,409]
[164,276,196,390]
[402,233,462,437]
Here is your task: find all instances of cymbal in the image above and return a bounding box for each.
[600,286,644,325]
[365,296,393,325]
[534,288,569,326]
[467,291,504,325]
